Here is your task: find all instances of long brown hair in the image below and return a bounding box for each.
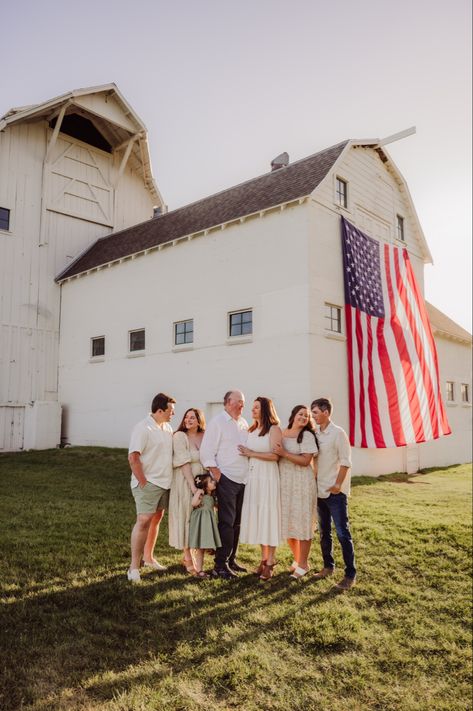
[249,396,280,437]
[176,408,206,433]
[287,405,317,444]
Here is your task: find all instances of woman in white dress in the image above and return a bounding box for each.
[274,405,318,579]
[238,397,282,580]
[168,408,206,574]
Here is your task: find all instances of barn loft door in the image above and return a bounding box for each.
[46,135,114,227]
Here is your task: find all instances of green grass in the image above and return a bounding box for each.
[0,449,471,711]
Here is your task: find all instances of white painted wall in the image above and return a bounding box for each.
[58,205,314,446]
[419,336,472,468]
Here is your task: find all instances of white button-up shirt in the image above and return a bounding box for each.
[316,421,352,499]
[200,410,249,484]
[128,415,173,489]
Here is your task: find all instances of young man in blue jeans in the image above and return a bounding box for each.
[311,398,356,590]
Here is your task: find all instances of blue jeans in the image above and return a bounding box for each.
[317,494,356,579]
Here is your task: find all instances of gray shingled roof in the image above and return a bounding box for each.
[56,140,348,281]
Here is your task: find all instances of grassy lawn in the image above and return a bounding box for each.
[0,449,471,711]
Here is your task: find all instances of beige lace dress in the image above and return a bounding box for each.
[168,431,204,549]
[279,431,318,540]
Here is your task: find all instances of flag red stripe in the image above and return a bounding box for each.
[366,315,386,447]
[376,319,406,446]
[345,305,356,445]
[355,308,368,448]
[403,251,452,436]
[393,249,439,439]
[384,244,426,443]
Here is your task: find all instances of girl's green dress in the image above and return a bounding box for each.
[188,494,222,549]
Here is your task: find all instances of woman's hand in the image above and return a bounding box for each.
[272,442,285,457]
[238,445,251,457]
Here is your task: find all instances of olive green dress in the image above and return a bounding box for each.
[188,495,222,549]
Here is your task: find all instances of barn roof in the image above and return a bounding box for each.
[426,302,472,343]
[56,140,349,281]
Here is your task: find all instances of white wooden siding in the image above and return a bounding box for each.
[0,406,24,451]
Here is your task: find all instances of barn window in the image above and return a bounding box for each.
[129,329,145,352]
[446,381,455,402]
[174,319,194,345]
[325,303,342,333]
[0,207,10,231]
[461,383,470,403]
[229,310,252,337]
[91,336,105,358]
[336,177,348,208]
[50,113,112,153]
[396,215,405,241]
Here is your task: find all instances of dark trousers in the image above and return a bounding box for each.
[215,473,245,569]
[317,493,356,579]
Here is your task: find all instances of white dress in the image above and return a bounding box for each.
[240,429,282,547]
[279,431,318,540]
[168,431,204,549]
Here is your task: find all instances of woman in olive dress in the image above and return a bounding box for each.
[168,408,206,574]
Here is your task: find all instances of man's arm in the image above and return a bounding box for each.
[327,428,352,494]
[200,419,222,482]
[128,451,147,487]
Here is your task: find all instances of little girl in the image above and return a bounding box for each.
[188,472,221,578]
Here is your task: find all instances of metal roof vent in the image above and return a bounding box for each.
[271,152,289,171]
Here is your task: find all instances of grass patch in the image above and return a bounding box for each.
[0,449,471,711]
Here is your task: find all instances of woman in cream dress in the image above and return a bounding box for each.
[274,405,318,579]
[168,408,205,574]
[238,397,282,580]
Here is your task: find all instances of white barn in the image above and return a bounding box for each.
[1,85,471,474]
[0,84,164,450]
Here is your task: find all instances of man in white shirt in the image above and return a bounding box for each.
[127,392,175,583]
[200,390,249,579]
[311,397,356,590]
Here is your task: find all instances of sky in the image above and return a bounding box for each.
[2,0,472,330]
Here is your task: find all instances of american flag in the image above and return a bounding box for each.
[341,217,451,448]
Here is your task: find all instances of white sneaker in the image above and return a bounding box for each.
[143,560,167,571]
[127,568,141,583]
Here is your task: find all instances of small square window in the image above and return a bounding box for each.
[129,329,145,352]
[229,310,252,337]
[396,215,405,242]
[446,381,455,402]
[174,319,194,345]
[91,336,105,357]
[325,304,342,333]
[336,178,348,208]
[0,207,10,231]
[461,383,469,403]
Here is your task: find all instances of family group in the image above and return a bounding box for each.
[127,390,357,591]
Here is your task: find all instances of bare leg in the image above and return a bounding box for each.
[193,548,204,573]
[287,538,300,566]
[297,539,312,570]
[182,546,195,569]
[130,514,153,570]
[266,545,277,566]
[143,509,164,563]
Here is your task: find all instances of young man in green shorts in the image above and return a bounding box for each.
[127,392,175,583]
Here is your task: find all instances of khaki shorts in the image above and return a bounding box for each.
[132,481,170,515]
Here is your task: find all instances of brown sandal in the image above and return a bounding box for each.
[260,561,277,581]
[254,559,267,575]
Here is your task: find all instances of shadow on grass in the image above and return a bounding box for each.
[1,565,343,710]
